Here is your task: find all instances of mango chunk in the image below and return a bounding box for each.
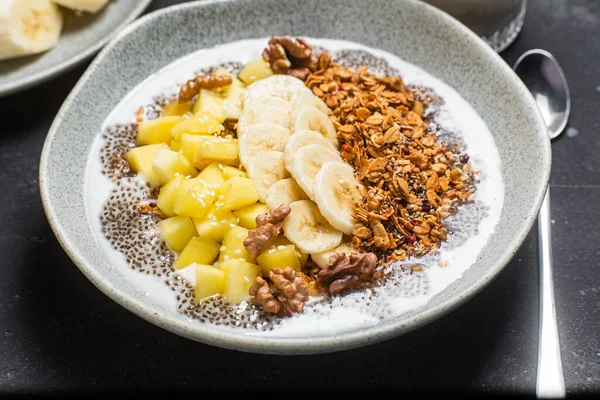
[137,116,181,145]
[194,264,225,303]
[238,58,274,85]
[157,175,186,217]
[162,100,193,117]
[219,225,255,264]
[173,178,216,218]
[192,205,237,243]
[220,177,260,211]
[221,259,260,304]
[173,236,220,270]
[196,162,226,189]
[256,244,301,276]
[159,216,197,252]
[151,148,197,186]
[232,203,269,230]
[125,143,169,187]
[171,111,223,140]
[221,165,247,180]
[193,137,239,167]
[193,89,227,122]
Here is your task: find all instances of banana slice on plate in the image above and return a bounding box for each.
[245,74,309,103]
[237,96,292,136]
[246,151,290,203]
[313,161,362,235]
[311,240,354,268]
[238,123,292,170]
[291,144,342,200]
[284,129,337,174]
[293,106,338,148]
[282,200,343,254]
[265,178,309,210]
[0,0,63,61]
[291,91,330,116]
[54,0,110,13]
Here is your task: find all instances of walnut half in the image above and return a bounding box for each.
[262,36,320,81]
[250,267,309,316]
[178,73,233,102]
[316,252,378,296]
[243,204,291,258]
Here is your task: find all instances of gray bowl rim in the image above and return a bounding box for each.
[0,0,153,98]
[39,0,551,354]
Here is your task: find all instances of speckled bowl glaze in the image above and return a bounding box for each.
[39,0,550,354]
[0,0,152,98]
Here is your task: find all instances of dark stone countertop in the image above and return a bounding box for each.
[0,0,598,396]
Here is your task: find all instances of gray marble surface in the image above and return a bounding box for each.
[0,0,598,396]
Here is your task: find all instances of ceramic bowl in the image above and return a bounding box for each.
[39,0,550,354]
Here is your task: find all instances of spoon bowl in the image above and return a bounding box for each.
[513,49,571,139]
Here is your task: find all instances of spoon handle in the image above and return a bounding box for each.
[536,188,566,398]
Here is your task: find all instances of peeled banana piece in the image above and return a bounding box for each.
[0,0,63,61]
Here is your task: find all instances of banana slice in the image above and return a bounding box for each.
[245,74,309,103]
[237,96,292,136]
[282,200,343,254]
[238,123,292,170]
[293,106,338,148]
[53,0,109,13]
[284,129,337,174]
[0,0,63,61]
[291,91,330,116]
[265,178,309,210]
[291,144,342,200]
[311,240,354,268]
[246,151,290,203]
[313,161,362,234]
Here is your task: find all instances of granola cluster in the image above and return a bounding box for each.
[303,56,475,262]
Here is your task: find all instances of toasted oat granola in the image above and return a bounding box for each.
[299,46,475,264]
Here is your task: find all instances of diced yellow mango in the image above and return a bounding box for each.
[193,89,227,122]
[221,165,247,180]
[232,203,269,229]
[137,116,181,145]
[223,79,246,120]
[173,236,220,270]
[194,264,225,303]
[170,139,181,152]
[162,100,193,117]
[271,235,308,267]
[173,178,216,218]
[125,143,168,186]
[257,244,301,275]
[157,175,186,217]
[196,162,226,189]
[159,216,197,252]
[151,148,197,186]
[219,225,255,264]
[181,134,210,164]
[171,111,223,140]
[238,58,274,85]
[192,205,237,243]
[221,259,260,304]
[193,137,239,167]
[221,177,260,211]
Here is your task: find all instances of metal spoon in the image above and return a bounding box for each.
[513,49,571,398]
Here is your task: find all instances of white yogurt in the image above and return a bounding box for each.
[85,38,504,337]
